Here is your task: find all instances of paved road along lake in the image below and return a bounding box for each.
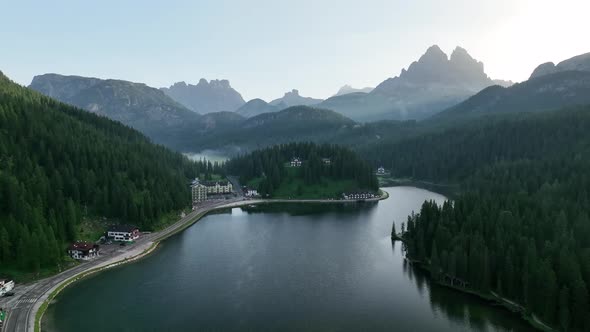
[44,187,534,331]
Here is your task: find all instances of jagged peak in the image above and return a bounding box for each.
[450,46,473,61]
[419,45,448,62]
[286,89,300,96]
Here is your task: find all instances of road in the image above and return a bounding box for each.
[0,192,387,332]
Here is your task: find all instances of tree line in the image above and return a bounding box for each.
[0,72,219,275]
[226,142,378,197]
[382,107,590,331]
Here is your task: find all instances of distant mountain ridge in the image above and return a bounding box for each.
[269,89,323,107]
[318,45,504,122]
[161,79,245,114]
[529,52,590,79]
[436,70,590,120]
[334,85,374,96]
[234,99,282,117]
[189,105,357,153]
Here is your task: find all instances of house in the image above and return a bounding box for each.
[290,157,302,167]
[376,166,386,175]
[107,225,140,242]
[0,279,14,296]
[321,158,331,165]
[342,192,377,200]
[68,241,100,260]
[244,187,259,197]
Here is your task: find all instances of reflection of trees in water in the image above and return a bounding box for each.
[241,202,378,216]
[400,250,531,332]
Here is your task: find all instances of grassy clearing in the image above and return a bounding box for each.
[76,218,109,242]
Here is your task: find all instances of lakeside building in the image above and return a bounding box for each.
[191,179,208,203]
[244,187,259,197]
[107,225,140,242]
[202,180,233,194]
[191,178,233,203]
[0,279,14,296]
[342,192,377,200]
[68,241,100,260]
[290,157,302,167]
[377,166,386,175]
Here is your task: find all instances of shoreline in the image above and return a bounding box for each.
[403,255,556,332]
[32,193,389,332]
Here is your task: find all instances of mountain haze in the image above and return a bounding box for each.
[269,89,323,107]
[529,51,590,79]
[234,98,282,117]
[436,70,590,120]
[188,106,356,153]
[318,45,502,122]
[334,85,374,96]
[29,74,202,147]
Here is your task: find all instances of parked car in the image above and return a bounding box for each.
[4,292,14,296]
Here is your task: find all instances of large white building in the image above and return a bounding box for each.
[191,178,233,203]
[107,225,140,242]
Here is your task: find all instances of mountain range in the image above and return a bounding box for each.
[161,79,245,114]
[318,45,502,122]
[435,51,590,121]
[25,48,590,155]
[529,52,590,79]
[29,74,202,147]
[234,99,282,117]
[269,89,324,108]
[334,85,374,96]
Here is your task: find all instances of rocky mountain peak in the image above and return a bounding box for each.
[286,89,300,97]
[419,45,448,63]
[530,62,557,79]
[161,78,245,113]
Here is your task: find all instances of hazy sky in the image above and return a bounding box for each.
[1,0,589,101]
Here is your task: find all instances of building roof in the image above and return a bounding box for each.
[68,241,98,251]
[201,180,231,187]
[108,224,139,233]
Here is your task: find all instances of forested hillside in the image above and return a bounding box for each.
[362,107,590,181]
[226,143,378,198]
[381,106,590,331]
[0,72,218,276]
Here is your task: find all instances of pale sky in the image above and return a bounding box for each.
[1,0,589,101]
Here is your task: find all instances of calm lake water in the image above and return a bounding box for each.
[44,187,534,332]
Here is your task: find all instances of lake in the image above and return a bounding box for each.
[44,187,534,332]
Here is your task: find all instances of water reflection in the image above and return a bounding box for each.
[400,246,530,332]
